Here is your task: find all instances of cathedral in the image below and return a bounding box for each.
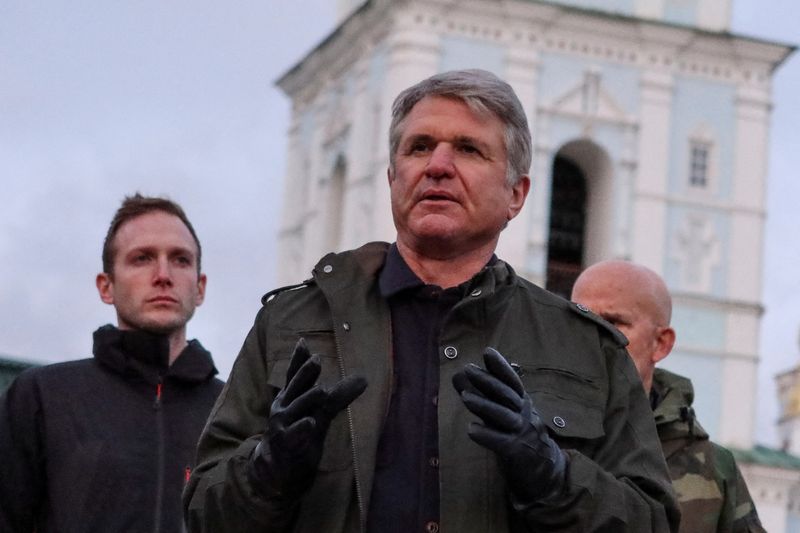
[274,0,796,529]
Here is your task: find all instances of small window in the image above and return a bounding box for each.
[689,141,710,188]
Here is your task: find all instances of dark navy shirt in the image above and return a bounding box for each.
[365,244,461,533]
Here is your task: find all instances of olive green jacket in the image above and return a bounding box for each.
[653,368,764,533]
[184,242,679,532]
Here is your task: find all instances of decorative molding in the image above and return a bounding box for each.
[638,191,767,217]
[671,211,720,293]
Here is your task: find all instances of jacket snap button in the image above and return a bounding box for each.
[576,303,589,313]
[443,346,458,359]
[425,521,439,533]
[342,322,351,331]
[323,264,333,273]
[553,416,566,428]
[470,288,482,297]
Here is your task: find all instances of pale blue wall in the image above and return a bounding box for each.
[664,205,730,298]
[787,513,800,533]
[672,305,727,351]
[665,76,736,299]
[538,0,635,16]
[439,36,506,77]
[663,0,698,26]
[660,350,723,438]
[538,53,639,115]
[368,44,387,95]
[533,0,702,27]
[300,109,316,147]
[668,77,736,199]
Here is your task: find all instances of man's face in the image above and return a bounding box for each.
[389,95,528,257]
[571,272,663,388]
[96,211,206,336]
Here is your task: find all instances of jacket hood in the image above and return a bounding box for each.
[93,324,218,385]
[652,368,709,452]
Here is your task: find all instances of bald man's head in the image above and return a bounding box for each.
[571,261,676,393]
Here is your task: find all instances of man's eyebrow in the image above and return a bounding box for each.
[601,311,628,323]
[452,135,491,150]
[402,133,491,149]
[126,245,156,255]
[126,245,195,256]
[402,133,434,144]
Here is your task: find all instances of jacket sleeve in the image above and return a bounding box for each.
[727,453,766,533]
[183,307,301,533]
[0,370,44,533]
[520,340,681,532]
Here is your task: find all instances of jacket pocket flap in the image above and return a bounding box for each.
[529,390,605,440]
[520,367,605,440]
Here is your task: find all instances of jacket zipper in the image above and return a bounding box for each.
[333,326,365,533]
[153,378,165,533]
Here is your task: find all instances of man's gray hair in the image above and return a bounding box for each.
[389,69,532,185]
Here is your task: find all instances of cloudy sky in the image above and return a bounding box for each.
[1,1,797,446]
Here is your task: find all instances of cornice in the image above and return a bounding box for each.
[276,0,794,117]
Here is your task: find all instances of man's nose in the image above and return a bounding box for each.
[153,257,173,286]
[425,143,455,179]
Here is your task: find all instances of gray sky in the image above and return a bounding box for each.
[1,1,797,446]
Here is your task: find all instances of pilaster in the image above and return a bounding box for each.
[632,69,673,272]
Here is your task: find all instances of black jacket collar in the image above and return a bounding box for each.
[92,324,217,385]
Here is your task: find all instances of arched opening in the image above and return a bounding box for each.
[545,156,587,298]
[545,140,614,298]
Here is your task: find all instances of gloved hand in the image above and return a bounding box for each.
[250,338,367,500]
[452,347,568,507]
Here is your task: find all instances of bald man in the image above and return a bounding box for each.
[572,261,764,533]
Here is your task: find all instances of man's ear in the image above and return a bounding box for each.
[96,273,114,305]
[195,273,207,306]
[507,175,531,221]
[652,326,676,364]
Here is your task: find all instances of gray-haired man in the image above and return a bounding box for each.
[184,69,680,532]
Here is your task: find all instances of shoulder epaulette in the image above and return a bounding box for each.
[568,302,629,346]
[261,278,315,305]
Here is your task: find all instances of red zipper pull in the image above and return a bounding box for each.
[154,381,163,410]
[184,466,192,485]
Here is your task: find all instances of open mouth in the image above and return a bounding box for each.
[420,190,456,203]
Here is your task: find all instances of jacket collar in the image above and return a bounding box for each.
[92,324,218,385]
[652,367,709,443]
[376,242,504,299]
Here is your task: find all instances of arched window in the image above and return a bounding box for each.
[545,155,587,298]
[545,140,614,298]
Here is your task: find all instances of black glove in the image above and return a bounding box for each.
[453,347,568,508]
[250,338,367,500]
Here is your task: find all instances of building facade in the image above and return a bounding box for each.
[275,0,794,528]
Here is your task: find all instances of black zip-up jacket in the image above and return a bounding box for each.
[0,325,224,533]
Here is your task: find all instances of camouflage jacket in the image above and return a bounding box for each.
[652,368,764,533]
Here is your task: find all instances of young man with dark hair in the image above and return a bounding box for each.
[0,193,224,533]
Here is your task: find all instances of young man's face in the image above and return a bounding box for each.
[389,95,528,258]
[96,211,206,336]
